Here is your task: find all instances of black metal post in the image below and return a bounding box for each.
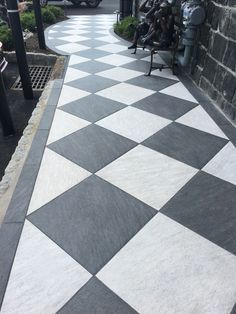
[120,0,133,20]
[32,0,46,50]
[0,71,15,136]
[6,0,34,99]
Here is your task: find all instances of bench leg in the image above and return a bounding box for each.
[145,50,154,76]
[171,50,178,75]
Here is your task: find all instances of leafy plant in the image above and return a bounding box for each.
[47,5,64,18]
[41,8,56,24]
[0,25,13,50]
[114,16,138,39]
[20,12,36,32]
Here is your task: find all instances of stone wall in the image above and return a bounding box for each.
[189,0,236,120]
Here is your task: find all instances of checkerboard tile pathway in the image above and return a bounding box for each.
[1,15,236,314]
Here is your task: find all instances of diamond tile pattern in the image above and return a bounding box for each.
[60,94,126,123]
[2,15,236,314]
[28,175,156,274]
[48,124,137,173]
[143,122,228,169]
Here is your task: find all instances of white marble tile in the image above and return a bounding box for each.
[57,85,90,107]
[58,35,89,43]
[62,29,90,35]
[176,105,228,139]
[96,107,171,142]
[69,54,90,66]
[96,54,136,66]
[141,54,166,65]
[96,82,156,105]
[96,67,143,82]
[97,214,236,314]
[47,109,90,145]
[28,148,91,214]
[1,220,91,314]
[159,81,199,103]
[64,67,90,83]
[71,22,91,25]
[97,145,197,210]
[64,25,83,29]
[152,68,179,81]
[97,35,120,43]
[56,43,89,53]
[95,30,111,35]
[70,15,90,19]
[48,30,57,34]
[203,142,236,185]
[64,23,90,31]
[96,44,127,53]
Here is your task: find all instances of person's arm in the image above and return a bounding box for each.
[146,0,160,19]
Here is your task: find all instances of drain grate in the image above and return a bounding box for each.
[12,65,52,91]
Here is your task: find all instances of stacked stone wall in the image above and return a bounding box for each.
[191,0,236,119]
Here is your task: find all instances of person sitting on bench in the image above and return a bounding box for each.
[141,1,174,48]
[128,0,159,50]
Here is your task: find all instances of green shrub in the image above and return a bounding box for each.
[47,5,64,18]
[20,12,36,32]
[0,25,14,50]
[114,16,138,39]
[41,8,56,24]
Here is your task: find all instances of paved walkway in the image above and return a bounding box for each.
[1,15,236,314]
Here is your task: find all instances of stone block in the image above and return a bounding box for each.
[219,7,231,34]
[211,33,227,62]
[206,1,215,25]
[202,54,217,82]
[200,76,219,101]
[222,71,236,102]
[228,11,236,40]
[200,24,211,48]
[213,64,227,92]
[211,5,221,30]
[197,46,206,68]
[222,40,236,72]
[192,65,202,85]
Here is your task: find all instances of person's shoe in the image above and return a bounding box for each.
[128,44,137,49]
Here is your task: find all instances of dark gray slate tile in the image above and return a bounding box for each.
[48,124,137,173]
[3,163,40,223]
[67,75,118,93]
[118,48,150,59]
[71,60,113,74]
[60,94,125,123]
[143,122,228,169]
[58,277,138,314]
[86,32,109,39]
[126,75,177,92]
[0,222,23,307]
[122,60,151,73]
[38,105,56,130]
[132,92,197,120]
[79,39,108,48]
[25,130,48,165]
[161,171,236,255]
[74,50,111,60]
[28,175,156,274]
[52,79,64,90]
[231,303,236,314]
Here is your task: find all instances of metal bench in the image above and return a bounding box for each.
[130,27,180,76]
